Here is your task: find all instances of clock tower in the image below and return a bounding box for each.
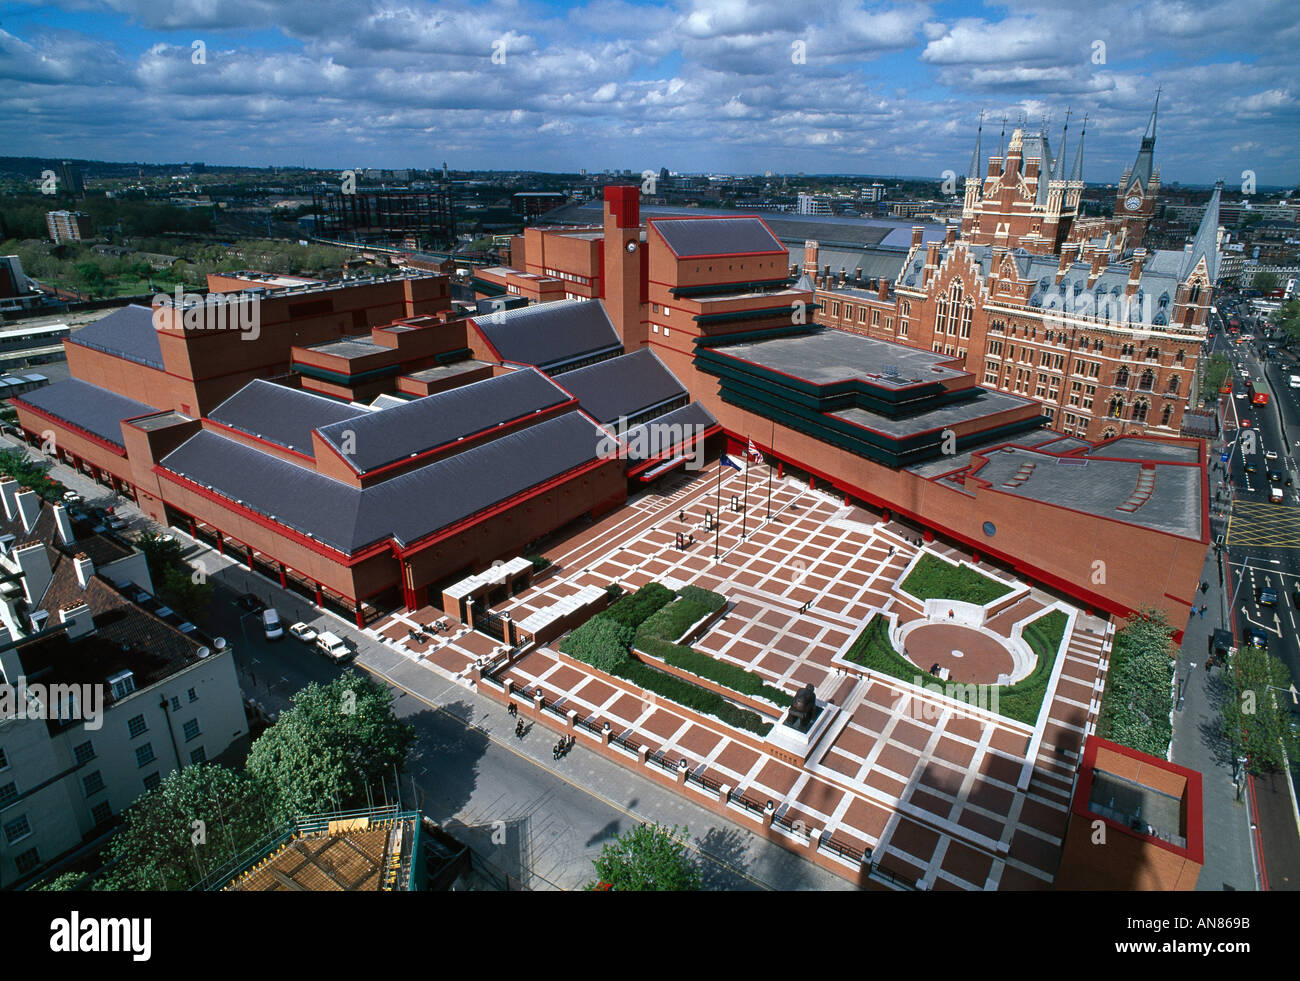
[1114,92,1161,252]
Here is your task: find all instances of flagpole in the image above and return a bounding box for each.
[766,416,774,520]
[714,445,722,562]
[742,442,749,541]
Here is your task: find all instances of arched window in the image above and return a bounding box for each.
[902,300,911,318]
[1161,404,1174,426]
[1100,426,1118,439]
[1132,399,1149,422]
[1167,375,1179,394]
[1108,396,1125,418]
[1189,282,1201,305]
[1116,366,1130,387]
[1139,369,1155,391]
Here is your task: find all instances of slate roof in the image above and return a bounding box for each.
[66,304,164,369]
[208,379,369,456]
[471,299,622,371]
[551,349,686,424]
[159,411,605,553]
[652,217,785,257]
[14,379,158,448]
[620,402,719,463]
[314,367,573,474]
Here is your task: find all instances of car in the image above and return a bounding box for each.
[1258,587,1278,607]
[236,592,265,613]
[1269,469,1283,483]
[106,515,128,530]
[1240,419,1251,428]
[61,491,82,504]
[262,608,283,640]
[315,631,353,663]
[1245,627,1268,650]
[1244,461,1258,474]
[1235,391,1247,399]
[289,622,318,644]
[1271,486,1284,503]
[1265,450,1279,462]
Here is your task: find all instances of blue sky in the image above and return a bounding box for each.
[1,0,1297,185]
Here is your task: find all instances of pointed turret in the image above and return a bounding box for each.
[1179,180,1222,282]
[968,111,984,180]
[1052,110,1070,182]
[1069,114,1087,182]
[1126,90,1159,192]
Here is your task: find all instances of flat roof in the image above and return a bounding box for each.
[303,338,385,361]
[402,359,490,383]
[1085,436,1202,463]
[833,387,1035,438]
[127,410,194,432]
[968,445,1202,538]
[715,329,966,390]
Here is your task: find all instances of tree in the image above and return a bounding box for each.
[1222,645,1300,774]
[1277,299,1300,348]
[1203,353,1230,395]
[246,673,415,822]
[1251,271,1279,293]
[97,764,276,891]
[137,531,211,624]
[0,447,64,501]
[587,822,702,891]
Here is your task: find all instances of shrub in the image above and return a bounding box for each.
[900,554,1013,605]
[1097,607,1176,757]
[525,554,551,571]
[997,610,1067,725]
[560,617,633,672]
[639,597,714,644]
[676,585,727,613]
[615,660,772,736]
[604,582,675,630]
[605,582,624,601]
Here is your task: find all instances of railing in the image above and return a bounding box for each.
[819,833,866,864]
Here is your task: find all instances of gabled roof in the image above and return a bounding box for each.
[471,299,623,372]
[552,349,687,425]
[159,411,606,554]
[66,304,163,369]
[651,216,785,257]
[314,367,573,474]
[14,379,157,449]
[209,379,369,456]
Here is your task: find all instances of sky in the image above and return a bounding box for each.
[1,0,1297,186]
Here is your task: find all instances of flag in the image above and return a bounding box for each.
[747,438,764,465]
[720,454,742,472]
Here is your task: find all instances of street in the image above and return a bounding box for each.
[1202,302,1300,888]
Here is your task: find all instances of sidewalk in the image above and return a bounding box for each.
[1170,544,1260,891]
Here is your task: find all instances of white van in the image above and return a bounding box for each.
[262,607,283,641]
[1289,374,1300,389]
[316,631,353,663]
[1271,486,1284,503]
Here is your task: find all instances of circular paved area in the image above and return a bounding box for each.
[902,623,1014,684]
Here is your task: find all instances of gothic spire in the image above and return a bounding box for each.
[968,110,984,180]
[1069,113,1087,182]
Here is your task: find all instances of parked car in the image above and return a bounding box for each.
[236,592,266,613]
[316,631,353,663]
[289,622,318,644]
[61,491,82,504]
[262,607,283,641]
[106,515,128,530]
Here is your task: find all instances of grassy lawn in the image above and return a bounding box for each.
[842,608,1069,725]
[900,553,1013,605]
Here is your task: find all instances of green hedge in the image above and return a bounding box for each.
[639,597,715,644]
[1097,607,1175,757]
[559,582,776,736]
[997,610,1068,725]
[843,609,1068,725]
[604,582,675,630]
[637,635,792,707]
[900,554,1013,605]
[614,659,772,736]
[559,618,632,672]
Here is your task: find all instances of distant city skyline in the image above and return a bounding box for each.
[1,0,1297,186]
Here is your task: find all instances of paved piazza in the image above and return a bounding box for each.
[368,460,1114,890]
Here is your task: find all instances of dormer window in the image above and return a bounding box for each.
[108,670,136,701]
